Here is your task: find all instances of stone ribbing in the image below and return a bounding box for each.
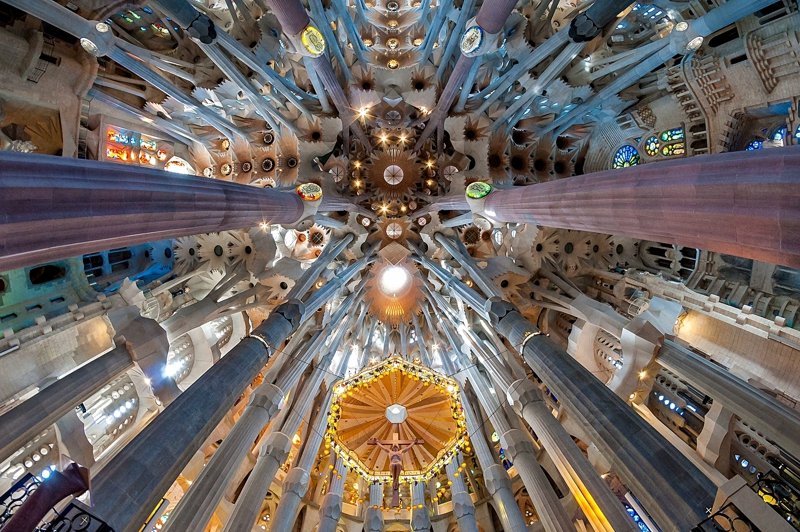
[484,146,800,267]
[498,311,716,530]
[0,152,304,271]
[90,304,298,532]
[0,346,132,464]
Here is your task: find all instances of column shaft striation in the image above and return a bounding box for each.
[0,152,304,271]
[497,310,715,530]
[658,339,800,459]
[90,302,301,532]
[0,346,132,464]
[484,147,800,267]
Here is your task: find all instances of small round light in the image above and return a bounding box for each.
[686,36,704,51]
[675,21,689,32]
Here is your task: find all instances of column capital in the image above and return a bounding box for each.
[282,467,311,498]
[451,491,476,520]
[320,492,343,519]
[483,464,512,496]
[484,297,516,327]
[501,428,537,459]
[258,432,292,461]
[507,378,544,416]
[248,383,285,414]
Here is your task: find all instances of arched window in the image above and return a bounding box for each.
[641,127,685,159]
[772,126,788,145]
[612,145,640,168]
[746,139,764,151]
[795,124,800,142]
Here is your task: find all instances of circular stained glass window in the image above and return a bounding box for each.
[644,135,659,157]
[612,145,640,169]
[384,164,404,185]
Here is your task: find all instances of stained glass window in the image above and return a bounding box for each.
[661,142,685,156]
[612,145,640,168]
[644,135,659,156]
[771,126,788,147]
[746,139,764,151]
[795,125,800,141]
[660,127,685,142]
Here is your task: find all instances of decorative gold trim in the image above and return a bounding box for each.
[520,330,542,351]
[248,333,272,351]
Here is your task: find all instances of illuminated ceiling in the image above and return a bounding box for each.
[326,357,467,483]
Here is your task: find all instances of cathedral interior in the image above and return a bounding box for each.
[1,0,800,531]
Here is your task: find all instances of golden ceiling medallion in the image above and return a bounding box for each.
[326,357,468,484]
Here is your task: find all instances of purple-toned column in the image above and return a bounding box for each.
[415,0,518,149]
[478,147,800,267]
[0,152,310,271]
[264,0,371,147]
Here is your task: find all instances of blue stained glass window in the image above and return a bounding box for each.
[773,126,788,142]
[612,145,640,169]
[746,139,764,151]
[795,125,800,141]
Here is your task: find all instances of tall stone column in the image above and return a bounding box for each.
[488,301,716,530]
[223,353,339,532]
[474,146,800,267]
[318,458,348,532]
[365,482,385,532]
[0,152,314,271]
[90,300,304,531]
[160,382,285,531]
[0,345,132,464]
[463,367,574,531]
[414,0,521,149]
[462,397,529,532]
[658,339,800,459]
[410,481,431,532]
[507,379,636,532]
[270,391,334,531]
[445,456,479,532]
[421,251,716,529]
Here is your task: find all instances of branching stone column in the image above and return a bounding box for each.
[658,339,800,459]
[223,337,347,532]
[410,481,431,532]
[0,345,132,464]
[269,390,333,530]
[365,482,385,532]
[445,455,479,532]
[0,152,315,271]
[459,360,573,531]
[318,458,348,532]
[160,382,285,531]
[419,249,716,529]
[462,398,529,532]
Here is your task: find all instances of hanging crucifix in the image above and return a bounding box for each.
[367,430,424,507]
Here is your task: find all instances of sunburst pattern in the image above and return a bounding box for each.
[327,357,466,483]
